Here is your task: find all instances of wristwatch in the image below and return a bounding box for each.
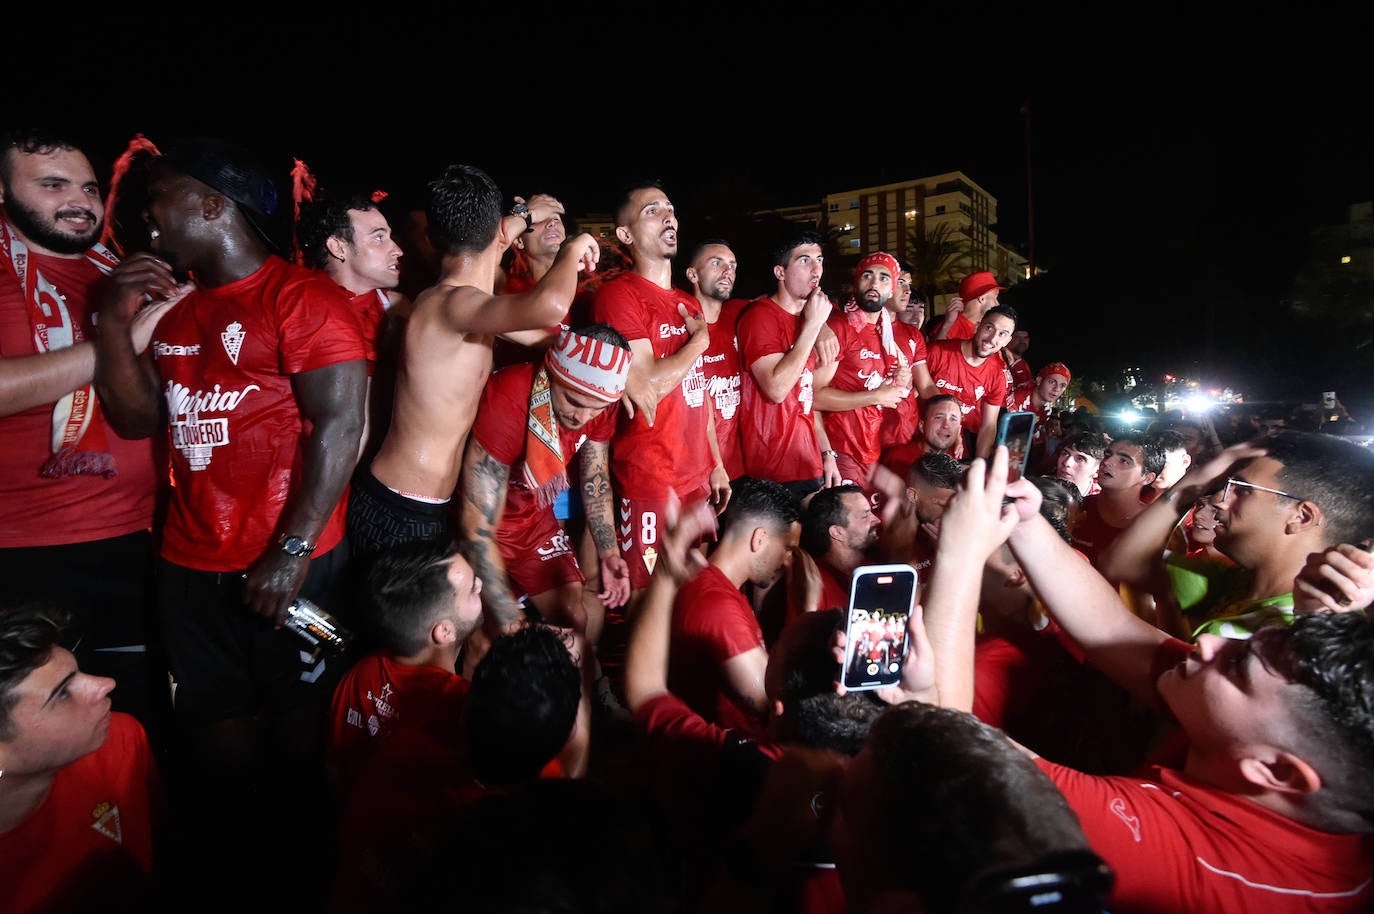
[821,449,839,460]
[277,533,316,558]
[509,202,534,233]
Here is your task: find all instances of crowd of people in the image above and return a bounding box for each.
[3,127,1374,914]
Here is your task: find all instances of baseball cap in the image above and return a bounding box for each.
[1038,362,1072,383]
[157,137,282,250]
[959,270,1004,302]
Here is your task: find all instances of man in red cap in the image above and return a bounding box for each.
[932,269,1004,342]
[815,251,934,488]
[1008,361,1071,473]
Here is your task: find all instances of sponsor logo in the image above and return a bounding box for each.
[153,342,201,357]
[934,378,964,394]
[700,352,726,363]
[659,322,688,338]
[859,348,883,360]
[537,532,573,559]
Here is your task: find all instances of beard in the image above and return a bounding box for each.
[857,291,888,314]
[2,194,101,255]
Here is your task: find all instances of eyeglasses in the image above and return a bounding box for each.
[1221,477,1311,505]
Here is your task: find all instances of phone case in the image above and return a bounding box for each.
[841,563,919,691]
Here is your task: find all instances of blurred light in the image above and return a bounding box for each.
[1341,255,1352,264]
[1163,374,1175,382]
[1120,408,1139,423]
[1185,394,1212,413]
[905,209,918,220]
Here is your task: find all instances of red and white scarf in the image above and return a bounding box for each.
[0,215,121,477]
[522,328,633,506]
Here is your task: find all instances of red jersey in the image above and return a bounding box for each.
[1004,353,1034,392]
[821,311,901,468]
[925,339,1008,435]
[471,362,617,537]
[1071,495,1142,571]
[349,288,388,375]
[1041,759,1373,913]
[0,253,156,547]
[670,564,766,737]
[326,650,470,793]
[703,298,746,480]
[736,296,820,484]
[879,320,928,449]
[0,713,159,914]
[591,273,713,499]
[152,256,367,570]
[942,311,977,341]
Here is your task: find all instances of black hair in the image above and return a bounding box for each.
[612,178,666,227]
[295,189,379,269]
[1255,611,1374,831]
[1058,430,1108,462]
[364,538,462,656]
[909,453,965,490]
[1106,434,1165,479]
[426,163,502,257]
[0,129,83,184]
[1264,429,1374,545]
[856,702,1091,914]
[920,393,960,417]
[982,303,1019,329]
[770,229,825,270]
[720,477,800,539]
[466,625,581,787]
[568,321,630,350]
[800,483,865,559]
[1028,476,1078,542]
[688,237,734,265]
[0,604,71,740]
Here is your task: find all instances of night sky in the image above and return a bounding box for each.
[21,8,1373,413]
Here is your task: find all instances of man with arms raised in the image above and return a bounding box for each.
[353,167,598,561]
[922,448,1374,914]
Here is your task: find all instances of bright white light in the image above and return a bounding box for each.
[1185,394,1212,414]
[1120,408,1139,423]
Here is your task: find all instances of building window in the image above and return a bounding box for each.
[959,203,971,215]
[829,203,839,212]
[849,200,860,209]
[849,238,862,248]
[934,204,946,215]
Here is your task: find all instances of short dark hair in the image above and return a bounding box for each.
[919,393,960,418]
[0,604,70,740]
[426,164,502,257]
[1107,434,1165,479]
[768,607,885,754]
[1028,476,1079,542]
[0,129,83,185]
[365,539,461,656]
[770,229,824,271]
[800,483,865,559]
[720,477,800,540]
[613,178,666,227]
[568,321,630,350]
[855,702,1091,913]
[1058,430,1107,462]
[909,453,964,490]
[296,190,378,269]
[466,625,581,787]
[1149,428,1188,455]
[982,303,1019,329]
[1264,430,1374,545]
[1255,611,1374,831]
[688,237,733,266]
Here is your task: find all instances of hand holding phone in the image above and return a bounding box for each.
[995,411,1037,483]
[841,564,918,691]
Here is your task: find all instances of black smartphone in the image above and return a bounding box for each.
[841,564,918,691]
[996,410,1037,483]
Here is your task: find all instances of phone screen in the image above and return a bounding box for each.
[996,411,1037,482]
[842,564,918,691]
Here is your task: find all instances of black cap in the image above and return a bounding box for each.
[158,137,282,250]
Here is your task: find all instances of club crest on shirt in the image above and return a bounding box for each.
[90,801,123,845]
[221,320,245,364]
[642,546,658,575]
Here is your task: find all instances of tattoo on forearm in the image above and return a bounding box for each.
[580,445,617,554]
[461,445,519,625]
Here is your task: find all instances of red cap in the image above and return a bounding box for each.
[959,270,1004,301]
[1038,362,1071,384]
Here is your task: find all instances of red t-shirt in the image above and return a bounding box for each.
[1070,495,1144,571]
[591,272,713,498]
[349,288,387,374]
[152,256,367,570]
[736,296,820,484]
[326,650,470,793]
[0,252,156,547]
[942,311,977,341]
[821,312,900,468]
[669,564,766,737]
[1005,353,1034,392]
[703,298,746,480]
[879,321,928,450]
[0,713,160,914]
[1040,758,1374,913]
[471,362,617,539]
[925,339,1008,435]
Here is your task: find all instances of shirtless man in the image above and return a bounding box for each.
[348,165,599,561]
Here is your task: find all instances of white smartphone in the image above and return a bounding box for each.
[841,563,919,691]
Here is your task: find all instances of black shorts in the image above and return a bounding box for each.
[345,467,454,560]
[157,546,350,727]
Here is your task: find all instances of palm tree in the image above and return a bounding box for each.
[904,221,970,306]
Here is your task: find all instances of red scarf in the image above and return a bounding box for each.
[0,215,121,477]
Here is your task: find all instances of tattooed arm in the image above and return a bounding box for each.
[459,436,525,631]
[579,438,630,608]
